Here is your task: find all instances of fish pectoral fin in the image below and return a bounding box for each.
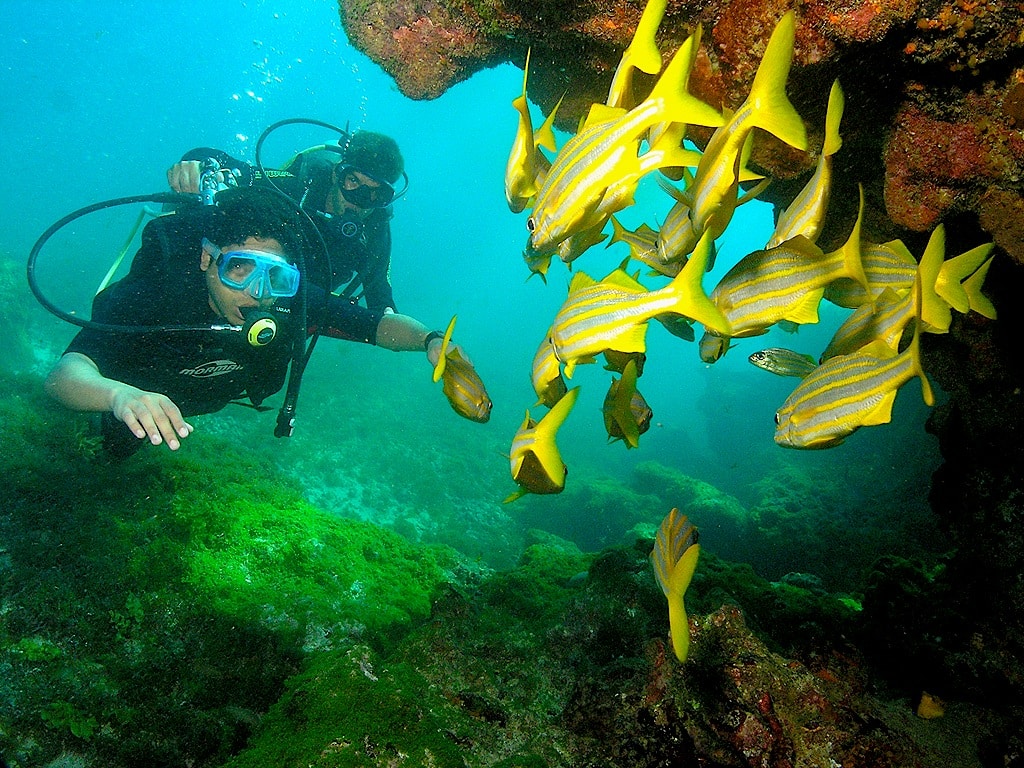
[503,487,529,504]
[862,391,898,426]
[783,289,825,325]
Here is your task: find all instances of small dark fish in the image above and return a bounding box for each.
[602,359,652,448]
[748,347,818,378]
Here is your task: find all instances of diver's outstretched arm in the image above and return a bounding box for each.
[45,352,194,451]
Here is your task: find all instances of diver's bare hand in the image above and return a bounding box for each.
[110,385,194,450]
[167,160,202,194]
[427,339,473,368]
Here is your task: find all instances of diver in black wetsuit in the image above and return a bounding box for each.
[167,130,406,314]
[44,186,462,457]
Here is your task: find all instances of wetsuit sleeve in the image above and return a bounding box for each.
[305,284,384,344]
[360,215,397,312]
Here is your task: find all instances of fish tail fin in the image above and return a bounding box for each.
[535,92,564,154]
[431,315,457,382]
[651,508,700,663]
[911,260,936,406]
[962,256,997,319]
[668,230,731,335]
[521,47,531,97]
[648,26,724,129]
[935,242,994,313]
[748,11,807,151]
[536,385,580,440]
[822,79,844,157]
[627,0,667,76]
[608,214,628,247]
[917,224,952,333]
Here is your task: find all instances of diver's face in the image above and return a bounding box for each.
[200,236,282,325]
[330,168,390,217]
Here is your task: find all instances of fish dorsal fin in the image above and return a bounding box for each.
[821,185,867,287]
[582,103,627,131]
[603,266,647,292]
[534,93,564,154]
[566,271,598,296]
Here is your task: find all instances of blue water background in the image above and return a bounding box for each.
[1,0,940,546]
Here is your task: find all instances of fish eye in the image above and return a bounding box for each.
[773,412,781,425]
[526,217,536,232]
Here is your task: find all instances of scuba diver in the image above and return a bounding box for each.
[43,185,468,457]
[166,129,405,313]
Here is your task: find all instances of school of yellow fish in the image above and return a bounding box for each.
[502,0,996,508]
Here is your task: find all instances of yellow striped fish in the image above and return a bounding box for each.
[823,238,916,308]
[531,333,567,408]
[558,218,609,265]
[506,386,580,502]
[440,348,492,423]
[774,273,935,449]
[687,10,807,239]
[431,316,493,422]
[606,0,667,110]
[766,79,844,248]
[607,215,676,276]
[819,288,911,362]
[527,28,720,256]
[602,359,651,448]
[710,186,867,337]
[551,229,729,377]
[650,508,700,662]
[505,49,560,213]
[748,347,818,378]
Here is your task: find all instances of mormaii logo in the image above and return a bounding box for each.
[179,359,244,378]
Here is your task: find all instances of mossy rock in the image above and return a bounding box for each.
[221,646,473,768]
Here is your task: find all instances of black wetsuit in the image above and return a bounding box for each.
[180,147,397,312]
[64,203,384,455]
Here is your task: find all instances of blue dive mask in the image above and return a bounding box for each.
[202,238,300,299]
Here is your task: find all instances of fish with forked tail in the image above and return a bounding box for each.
[651,508,700,662]
[505,386,580,502]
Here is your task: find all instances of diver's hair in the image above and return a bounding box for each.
[207,187,308,262]
[341,131,404,184]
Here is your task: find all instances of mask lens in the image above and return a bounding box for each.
[339,168,394,208]
[216,251,300,298]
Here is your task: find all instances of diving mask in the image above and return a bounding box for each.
[202,238,300,300]
[337,166,395,209]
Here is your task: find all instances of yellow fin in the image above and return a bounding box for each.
[935,242,994,313]
[822,79,844,157]
[783,288,824,325]
[917,225,951,333]
[431,315,457,383]
[962,256,996,319]
[746,11,807,151]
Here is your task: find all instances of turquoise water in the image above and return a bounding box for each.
[2,0,940,562]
